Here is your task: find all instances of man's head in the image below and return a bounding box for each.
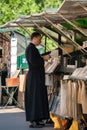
[31,32,41,46]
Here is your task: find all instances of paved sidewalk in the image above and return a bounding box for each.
[0,107,53,130]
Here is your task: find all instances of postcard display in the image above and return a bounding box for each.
[69,66,87,117]
[45,50,87,120]
[50,66,87,120]
[45,50,60,99]
[45,50,69,119]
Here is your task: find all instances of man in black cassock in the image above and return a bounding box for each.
[25,32,50,128]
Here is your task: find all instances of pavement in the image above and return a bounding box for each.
[0,107,53,130]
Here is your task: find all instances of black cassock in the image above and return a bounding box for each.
[25,43,49,121]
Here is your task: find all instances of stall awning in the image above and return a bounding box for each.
[0,28,16,33]
[0,0,87,28]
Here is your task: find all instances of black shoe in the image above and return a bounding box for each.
[36,121,45,126]
[29,122,43,128]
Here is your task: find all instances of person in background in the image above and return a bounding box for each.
[25,32,50,128]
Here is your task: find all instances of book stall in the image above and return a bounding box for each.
[0,0,87,129]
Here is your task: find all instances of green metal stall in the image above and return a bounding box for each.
[17,45,45,69]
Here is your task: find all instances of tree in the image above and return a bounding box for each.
[0,0,63,26]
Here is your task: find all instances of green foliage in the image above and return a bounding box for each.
[0,0,63,25]
[0,0,63,50]
[41,37,58,51]
[46,38,58,51]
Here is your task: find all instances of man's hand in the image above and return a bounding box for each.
[42,55,51,61]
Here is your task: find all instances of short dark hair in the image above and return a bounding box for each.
[31,32,41,40]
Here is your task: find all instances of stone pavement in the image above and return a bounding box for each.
[0,107,53,130]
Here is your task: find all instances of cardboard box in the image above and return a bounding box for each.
[18,91,25,108]
[19,74,26,92]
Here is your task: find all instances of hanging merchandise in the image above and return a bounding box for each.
[67,80,72,117]
[71,82,78,119]
[49,89,61,115]
[49,80,67,117]
[77,80,82,104]
[81,81,87,114]
[49,93,54,111]
[67,80,78,119]
[60,80,67,116]
[77,80,83,119]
